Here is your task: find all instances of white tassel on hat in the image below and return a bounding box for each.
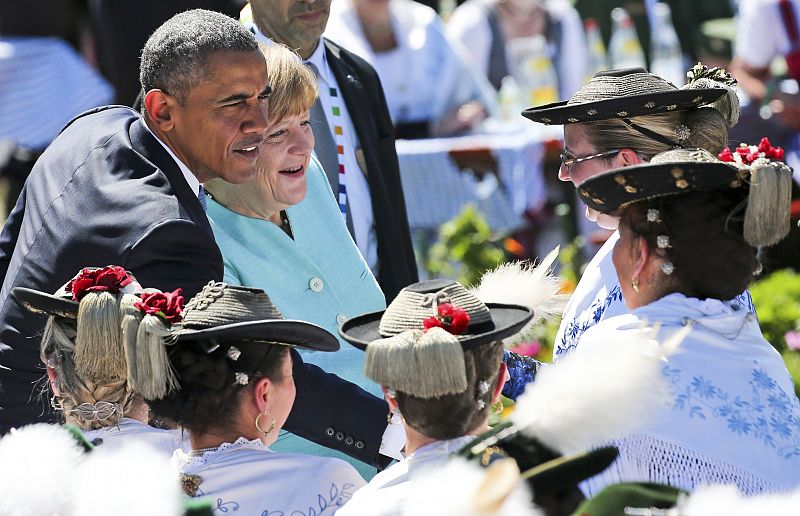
[365,327,468,398]
[470,246,568,344]
[510,325,689,454]
[743,159,793,247]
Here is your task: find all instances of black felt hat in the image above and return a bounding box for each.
[176,282,339,352]
[522,67,727,125]
[13,266,141,319]
[459,421,618,494]
[339,279,532,351]
[575,148,743,214]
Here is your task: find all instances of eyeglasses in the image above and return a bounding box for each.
[560,149,621,171]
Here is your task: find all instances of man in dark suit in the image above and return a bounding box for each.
[0,9,391,469]
[243,0,418,302]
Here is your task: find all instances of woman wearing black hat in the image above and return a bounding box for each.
[522,64,742,360]
[12,265,184,454]
[138,282,366,513]
[572,147,800,494]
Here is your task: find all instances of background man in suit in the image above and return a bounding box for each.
[243,0,418,302]
[0,10,391,470]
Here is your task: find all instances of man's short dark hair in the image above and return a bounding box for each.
[139,9,259,105]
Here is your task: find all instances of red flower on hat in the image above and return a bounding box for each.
[422,303,470,335]
[134,289,184,324]
[718,138,784,165]
[66,266,135,301]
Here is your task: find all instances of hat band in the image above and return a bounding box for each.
[621,118,681,149]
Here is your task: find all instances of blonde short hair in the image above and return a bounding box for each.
[262,43,318,123]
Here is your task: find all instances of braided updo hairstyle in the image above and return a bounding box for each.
[146,340,289,436]
[394,341,505,440]
[40,292,142,430]
[619,189,759,301]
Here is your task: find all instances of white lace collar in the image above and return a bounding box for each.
[176,437,269,468]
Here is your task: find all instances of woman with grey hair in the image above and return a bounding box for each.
[12,265,184,453]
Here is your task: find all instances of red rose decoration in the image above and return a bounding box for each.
[718,147,734,162]
[66,266,135,301]
[422,303,470,335]
[134,289,184,324]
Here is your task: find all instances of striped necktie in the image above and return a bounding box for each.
[198,185,208,212]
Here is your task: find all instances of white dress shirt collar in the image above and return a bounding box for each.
[143,118,202,198]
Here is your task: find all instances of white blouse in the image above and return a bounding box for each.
[174,437,367,514]
[337,435,475,516]
[83,418,184,456]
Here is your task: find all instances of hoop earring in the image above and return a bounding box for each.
[490,400,504,416]
[255,410,276,436]
[631,277,640,293]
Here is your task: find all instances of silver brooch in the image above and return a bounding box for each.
[567,117,579,123]
[676,124,691,142]
[477,380,490,395]
[661,262,675,275]
[227,346,242,361]
[587,109,597,115]
[476,399,486,410]
[666,104,678,111]
[644,101,656,108]
[646,209,660,222]
[234,372,249,385]
[657,235,671,249]
[617,111,628,117]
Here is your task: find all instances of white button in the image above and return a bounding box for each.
[336,314,347,326]
[309,277,324,292]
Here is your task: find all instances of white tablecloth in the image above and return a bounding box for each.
[396,124,556,231]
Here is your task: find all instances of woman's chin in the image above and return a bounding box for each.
[585,207,619,231]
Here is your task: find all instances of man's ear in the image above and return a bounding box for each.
[144,89,176,131]
[46,365,61,397]
[382,386,399,412]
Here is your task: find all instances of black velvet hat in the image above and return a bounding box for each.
[339,279,532,351]
[576,148,742,214]
[521,67,728,125]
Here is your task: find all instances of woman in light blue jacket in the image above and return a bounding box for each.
[204,43,386,478]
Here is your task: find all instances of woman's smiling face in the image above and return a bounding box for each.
[256,110,315,212]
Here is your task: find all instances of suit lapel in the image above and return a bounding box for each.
[129,118,213,236]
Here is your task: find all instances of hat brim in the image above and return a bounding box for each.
[12,287,78,319]
[577,160,741,214]
[177,319,339,352]
[522,88,727,125]
[339,303,533,351]
[523,446,619,491]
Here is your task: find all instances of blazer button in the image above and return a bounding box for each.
[335,431,345,441]
[325,427,335,437]
[336,314,347,326]
[309,277,324,292]
[345,436,354,446]
[355,440,364,449]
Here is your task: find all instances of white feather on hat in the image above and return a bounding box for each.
[509,325,689,454]
[0,424,87,516]
[470,247,568,345]
[678,484,800,516]
[73,441,183,516]
[402,457,541,516]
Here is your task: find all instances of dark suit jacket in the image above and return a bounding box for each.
[324,39,419,302]
[0,106,389,468]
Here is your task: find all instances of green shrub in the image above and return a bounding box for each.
[749,269,800,353]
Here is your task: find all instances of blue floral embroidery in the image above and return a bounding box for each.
[258,482,356,516]
[502,350,541,400]
[215,499,240,513]
[556,285,623,359]
[664,364,800,458]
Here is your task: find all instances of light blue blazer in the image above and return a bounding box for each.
[207,157,387,477]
